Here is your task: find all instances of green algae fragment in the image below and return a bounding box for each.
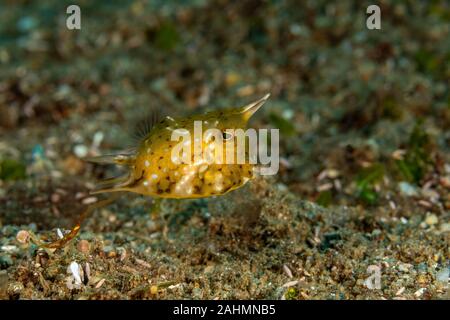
[396,121,432,184]
[0,159,26,181]
[284,287,299,300]
[317,190,332,207]
[381,96,402,120]
[154,22,180,51]
[356,163,385,205]
[269,112,296,136]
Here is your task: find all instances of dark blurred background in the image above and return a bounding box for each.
[0,0,449,215]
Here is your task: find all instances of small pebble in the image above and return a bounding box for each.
[95,278,105,289]
[204,265,214,273]
[418,200,432,208]
[16,230,30,244]
[51,193,61,203]
[398,182,418,197]
[395,287,405,295]
[327,169,340,179]
[425,214,438,226]
[92,131,104,148]
[439,176,450,188]
[84,262,91,282]
[439,223,450,233]
[392,149,406,160]
[7,282,24,296]
[417,274,428,284]
[82,196,98,205]
[74,144,88,158]
[283,264,293,278]
[414,288,425,297]
[68,261,83,286]
[150,285,158,295]
[398,263,412,273]
[436,268,449,284]
[1,245,17,253]
[389,201,396,210]
[282,280,298,288]
[317,182,333,192]
[77,240,90,254]
[119,248,127,261]
[421,188,439,202]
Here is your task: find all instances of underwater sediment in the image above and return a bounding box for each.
[0,1,449,299]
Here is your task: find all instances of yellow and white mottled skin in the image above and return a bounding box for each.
[92,94,270,199]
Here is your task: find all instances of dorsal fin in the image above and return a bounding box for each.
[132,110,162,144]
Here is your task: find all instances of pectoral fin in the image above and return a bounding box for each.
[84,153,135,166]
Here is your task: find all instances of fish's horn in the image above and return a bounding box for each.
[241,93,270,121]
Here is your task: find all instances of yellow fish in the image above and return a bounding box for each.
[92,93,270,198]
[36,94,270,248]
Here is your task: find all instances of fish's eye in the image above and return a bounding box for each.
[222,131,233,140]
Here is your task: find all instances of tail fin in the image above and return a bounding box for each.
[85,152,137,194]
[90,173,133,195]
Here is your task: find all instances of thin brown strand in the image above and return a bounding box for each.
[36,193,121,249]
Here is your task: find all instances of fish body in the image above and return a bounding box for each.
[91,94,270,199]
